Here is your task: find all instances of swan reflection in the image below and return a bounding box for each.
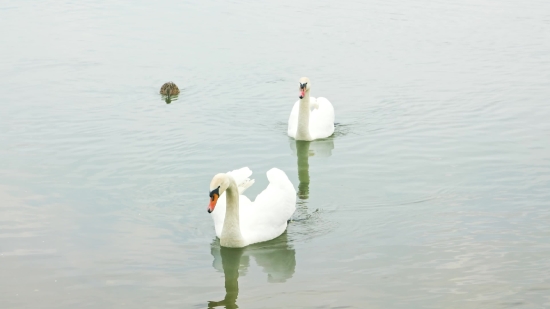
[290,139,334,199]
[208,232,295,308]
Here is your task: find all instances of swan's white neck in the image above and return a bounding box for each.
[296,91,312,140]
[220,177,246,248]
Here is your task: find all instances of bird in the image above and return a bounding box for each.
[160,82,180,96]
[207,167,296,248]
[159,82,180,104]
[287,77,335,141]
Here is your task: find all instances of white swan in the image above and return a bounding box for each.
[207,167,296,248]
[287,77,335,141]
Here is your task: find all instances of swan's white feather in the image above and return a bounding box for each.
[210,167,296,246]
[227,167,255,194]
[287,96,335,140]
[309,97,335,139]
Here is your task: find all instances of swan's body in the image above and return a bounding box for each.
[208,167,296,248]
[287,77,335,141]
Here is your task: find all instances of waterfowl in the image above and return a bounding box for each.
[159,82,180,96]
[287,77,335,141]
[207,167,296,248]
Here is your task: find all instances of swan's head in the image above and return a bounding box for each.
[299,77,311,99]
[208,173,229,213]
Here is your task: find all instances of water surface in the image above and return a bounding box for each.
[1,0,550,308]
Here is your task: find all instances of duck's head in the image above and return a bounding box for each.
[299,77,311,99]
[208,173,229,213]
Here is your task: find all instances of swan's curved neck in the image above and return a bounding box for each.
[296,92,311,141]
[221,176,245,247]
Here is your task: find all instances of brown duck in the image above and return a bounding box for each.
[160,82,180,97]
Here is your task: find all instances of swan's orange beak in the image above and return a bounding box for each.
[299,89,305,99]
[208,193,218,213]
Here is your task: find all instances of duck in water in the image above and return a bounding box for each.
[160,82,180,103]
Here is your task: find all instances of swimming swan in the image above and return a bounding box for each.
[287,77,335,141]
[207,167,296,248]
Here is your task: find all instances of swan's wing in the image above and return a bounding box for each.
[309,97,335,139]
[287,100,300,138]
[227,167,255,194]
[309,97,319,110]
[240,168,297,245]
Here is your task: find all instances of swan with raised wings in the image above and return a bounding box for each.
[288,77,335,141]
[207,167,296,248]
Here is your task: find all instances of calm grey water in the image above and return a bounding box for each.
[1,0,550,308]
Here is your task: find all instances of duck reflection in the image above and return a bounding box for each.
[208,232,296,308]
[290,139,334,199]
[162,95,178,104]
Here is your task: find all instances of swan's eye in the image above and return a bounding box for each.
[209,186,220,200]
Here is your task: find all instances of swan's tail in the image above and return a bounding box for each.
[227,167,255,194]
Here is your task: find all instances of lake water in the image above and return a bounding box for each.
[1,0,550,308]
